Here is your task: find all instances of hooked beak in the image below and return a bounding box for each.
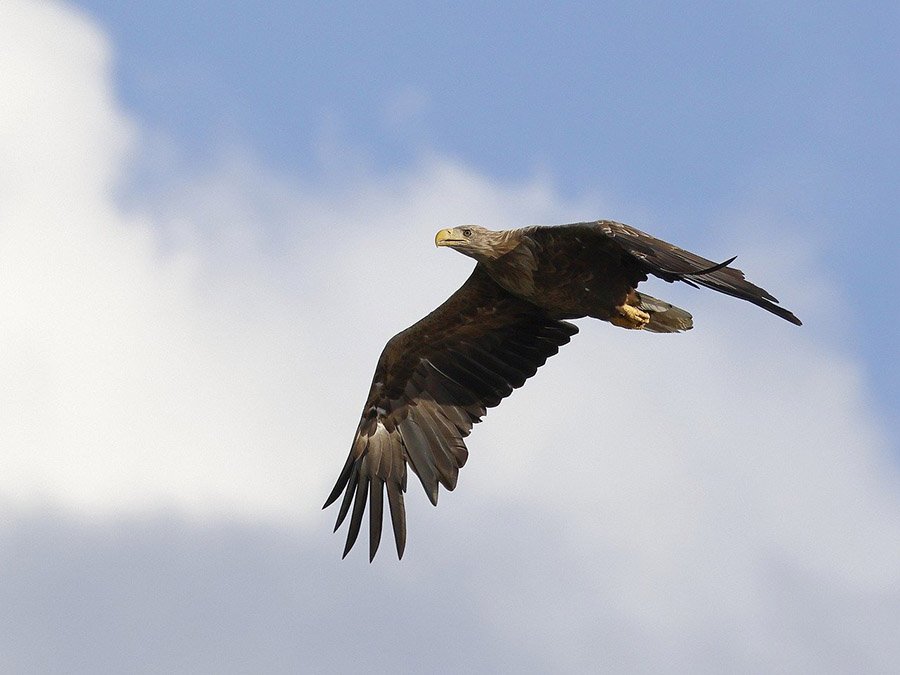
[435,228,458,247]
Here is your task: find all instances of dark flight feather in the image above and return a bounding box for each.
[368,478,384,562]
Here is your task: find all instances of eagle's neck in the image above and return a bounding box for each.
[481,229,538,298]
[468,228,522,261]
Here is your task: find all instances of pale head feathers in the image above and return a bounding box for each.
[434,225,520,261]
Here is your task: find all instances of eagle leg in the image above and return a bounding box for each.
[610,303,650,330]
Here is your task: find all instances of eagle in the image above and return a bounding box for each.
[324,220,801,560]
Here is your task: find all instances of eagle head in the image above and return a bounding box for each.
[434,225,507,261]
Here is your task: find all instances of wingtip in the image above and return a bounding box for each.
[771,304,803,326]
[341,528,355,559]
[322,486,341,510]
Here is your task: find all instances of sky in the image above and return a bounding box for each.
[1,1,898,672]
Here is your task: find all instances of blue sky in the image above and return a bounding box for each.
[76,0,899,418]
[2,1,898,672]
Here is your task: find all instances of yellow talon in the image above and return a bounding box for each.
[611,304,650,329]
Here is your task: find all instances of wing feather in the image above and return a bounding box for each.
[386,480,407,558]
[341,475,368,558]
[368,477,384,562]
[333,460,358,532]
[414,407,462,490]
[398,416,441,506]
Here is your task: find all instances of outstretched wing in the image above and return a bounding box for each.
[537,221,802,325]
[323,266,578,560]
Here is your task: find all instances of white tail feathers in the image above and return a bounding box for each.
[636,292,693,333]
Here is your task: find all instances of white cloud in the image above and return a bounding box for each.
[0,1,898,671]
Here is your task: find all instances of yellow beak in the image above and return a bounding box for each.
[435,228,455,246]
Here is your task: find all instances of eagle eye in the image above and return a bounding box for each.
[462,228,472,237]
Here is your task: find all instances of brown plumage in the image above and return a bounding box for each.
[324,220,801,560]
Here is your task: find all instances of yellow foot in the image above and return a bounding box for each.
[610,304,650,330]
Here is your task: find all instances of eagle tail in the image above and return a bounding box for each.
[636,292,693,333]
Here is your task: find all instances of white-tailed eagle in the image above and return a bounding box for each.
[324,220,801,560]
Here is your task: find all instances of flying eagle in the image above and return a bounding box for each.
[324,220,801,560]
